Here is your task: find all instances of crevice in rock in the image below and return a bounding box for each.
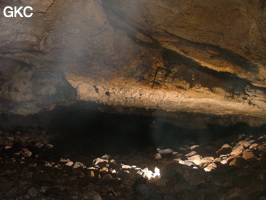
[162,30,260,74]
[159,49,251,97]
[35,0,56,15]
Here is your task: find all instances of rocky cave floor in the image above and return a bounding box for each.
[0,116,266,200]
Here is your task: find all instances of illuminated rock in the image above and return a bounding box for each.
[187,154,202,165]
[242,150,255,160]
[204,162,217,172]
[231,144,244,156]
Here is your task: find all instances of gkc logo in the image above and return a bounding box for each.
[3,6,33,18]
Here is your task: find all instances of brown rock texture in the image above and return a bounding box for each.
[0,0,265,128]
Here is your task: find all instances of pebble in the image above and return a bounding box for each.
[101,154,111,160]
[187,154,202,165]
[249,143,259,149]
[200,156,214,164]
[89,170,95,178]
[214,157,222,163]
[226,155,240,162]
[229,157,248,167]
[216,144,232,154]
[173,153,185,160]
[185,151,197,157]
[73,162,86,169]
[231,144,244,156]
[66,161,74,166]
[44,162,53,167]
[178,159,195,166]
[154,153,162,160]
[242,150,255,160]
[258,145,266,152]
[221,144,232,149]
[22,148,32,157]
[142,168,153,179]
[121,164,131,169]
[46,144,54,149]
[204,162,217,172]
[88,167,96,170]
[221,158,230,164]
[190,145,200,150]
[60,158,71,163]
[35,142,44,148]
[5,145,12,150]
[14,152,21,156]
[220,154,229,159]
[157,148,174,155]
[93,158,108,167]
[99,167,108,172]
[238,140,254,147]
[110,159,116,164]
[259,135,266,140]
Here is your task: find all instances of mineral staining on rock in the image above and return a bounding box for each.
[0,0,265,127]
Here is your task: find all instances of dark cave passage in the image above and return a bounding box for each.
[3,105,263,159]
[47,107,264,153]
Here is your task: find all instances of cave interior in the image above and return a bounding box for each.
[0,0,266,200]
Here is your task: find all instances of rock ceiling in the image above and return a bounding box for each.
[0,0,265,128]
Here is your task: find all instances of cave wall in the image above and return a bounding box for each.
[0,0,265,128]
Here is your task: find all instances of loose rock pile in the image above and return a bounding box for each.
[155,133,266,173]
[0,127,265,200]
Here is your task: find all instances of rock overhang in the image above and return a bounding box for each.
[0,0,265,128]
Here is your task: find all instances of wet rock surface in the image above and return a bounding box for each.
[0,124,265,200]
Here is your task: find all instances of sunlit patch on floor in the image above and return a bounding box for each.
[141,167,160,180]
[60,155,161,181]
